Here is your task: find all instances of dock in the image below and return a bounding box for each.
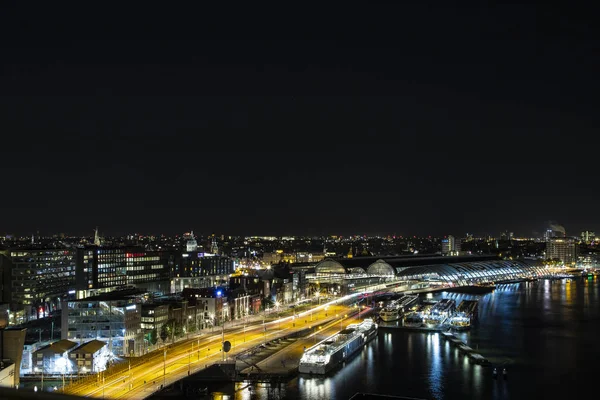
[378,323,447,332]
[441,332,490,365]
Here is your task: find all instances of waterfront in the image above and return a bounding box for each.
[220,276,599,399]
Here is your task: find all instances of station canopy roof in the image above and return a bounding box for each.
[395,259,546,283]
[314,255,500,276]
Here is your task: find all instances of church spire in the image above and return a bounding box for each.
[94,227,101,246]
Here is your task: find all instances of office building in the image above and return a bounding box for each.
[0,248,77,323]
[61,290,144,357]
[546,237,579,265]
[581,231,596,243]
[75,247,173,298]
[441,235,461,256]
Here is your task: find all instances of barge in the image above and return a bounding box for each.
[448,300,478,330]
[298,318,378,375]
[424,299,456,328]
[379,294,419,322]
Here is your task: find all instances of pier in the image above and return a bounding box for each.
[441,332,490,365]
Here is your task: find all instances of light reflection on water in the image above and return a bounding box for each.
[203,277,599,400]
[428,333,443,399]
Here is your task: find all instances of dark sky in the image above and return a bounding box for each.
[1,2,597,237]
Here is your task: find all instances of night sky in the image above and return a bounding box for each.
[1,3,597,237]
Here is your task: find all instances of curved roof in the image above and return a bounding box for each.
[314,259,349,274]
[395,260,546,284]
[366,259,396,276]
[314,258,395,275]
[313,255,501,276]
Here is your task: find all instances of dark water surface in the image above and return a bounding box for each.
[230,276,600,399]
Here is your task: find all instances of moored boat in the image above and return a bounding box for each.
[298,318,378,375]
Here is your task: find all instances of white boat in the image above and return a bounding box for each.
[298,318,378,375]
[448,300,478,330]
[424,299,456,328]
[380,301,401,322]
[380,294,419,322]
[403,312,423,328]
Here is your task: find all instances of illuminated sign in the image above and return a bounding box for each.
[126,305,136,310]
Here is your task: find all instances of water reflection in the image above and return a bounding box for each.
[428,333,443,399]
[215,279,599,400]
[298,377,332,400]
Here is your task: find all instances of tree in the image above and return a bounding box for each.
[174,320,184,337]
[147,328,158,346]
[159,323,169,344]
[261,296,274,311]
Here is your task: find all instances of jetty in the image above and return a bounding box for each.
[441,332,490,365]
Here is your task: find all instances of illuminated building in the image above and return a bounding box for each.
[68,339,108,374]
[441,235,461,256]
[32,339,77,375]
[75,247,173,297]
[61,289,144,357]
[581,231,596,243]
[0,248,77,323]
[311,255,545,294]
[546,237,579,265]
[173,252,234,289]
[181,288,228,328]
[140,303,169,333]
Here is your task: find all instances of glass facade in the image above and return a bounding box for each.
[395,260,547,285]
[1,249,77,321]
[76,247,173,291]
[65,298,142,357]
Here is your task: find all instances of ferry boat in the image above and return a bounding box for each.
[403,312,424,328]
[448,300,478,330]
[397,294,419,313]
[379,294,419,322]
[424,299,456,328]
[403,303,431,327]
[298,318,378,375]
[380,300,402,322]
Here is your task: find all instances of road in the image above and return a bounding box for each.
[64,300,356,399]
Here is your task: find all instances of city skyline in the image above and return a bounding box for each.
[0,223,594,239]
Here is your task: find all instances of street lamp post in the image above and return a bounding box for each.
[263,312,266,345]
[221,320,225,362]
[244,307,249,342]
[275,301,281,330]
[163,348,166,387]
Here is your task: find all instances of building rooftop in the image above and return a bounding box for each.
[33,339,77,355]
[70,339,106,354]
[314,255,500,275]
[71,288,148,302]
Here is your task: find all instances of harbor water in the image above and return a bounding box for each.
[227,276,599,399]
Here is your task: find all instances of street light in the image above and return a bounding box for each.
[187,315,192,339]
[163,348,166,387]
[244,307,249,342]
